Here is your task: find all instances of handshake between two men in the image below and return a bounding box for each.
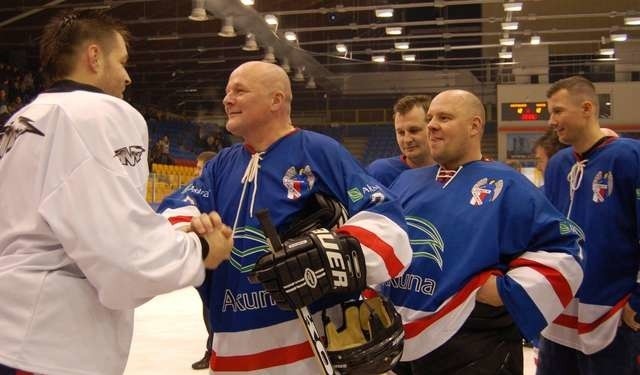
[189,212,234,269]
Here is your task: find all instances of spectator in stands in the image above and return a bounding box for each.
[0,89,8,117]
[154,135,173,165]
[8,96,23,113]
[203,134,221,153]
[191,150,218,370]
[533,128,568,175]
[366,95,434,186]
[505,159,523,172]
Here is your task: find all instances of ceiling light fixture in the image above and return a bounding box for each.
[599,48,615,56]
[284,31,297,41]
[147,34,180,41]
[305,77,317,89]
[394,42,410,50]
[375,9,393,18]
[336,43,347,53]
[281,58,291,73]
[530,35,541,45]
[500,38,515,46]
[625,17,640,26]
[240,0,255,5]
[198,58,225,64]
[242,33,259,51]
[264,14,278,25]
[385,27,403,35]
[594,57,618,61]
[402,54,416,61]
[292,68,305,82]
[501,22,518,31]
[262,46,276,63]
[499,50,513,59]
[75,4,111,10]
[503,2,523,12]
[372,55,386,63]
[218,16,236,37]
[188,0,208,21]
[610,33,627,42]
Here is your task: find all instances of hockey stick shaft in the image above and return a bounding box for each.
[256,209,334,375]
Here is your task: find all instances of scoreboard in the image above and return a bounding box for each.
[501,102,549,121]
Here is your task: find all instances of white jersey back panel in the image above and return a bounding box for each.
[0,88,206,375]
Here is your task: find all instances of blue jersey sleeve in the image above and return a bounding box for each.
[496,173,583,342]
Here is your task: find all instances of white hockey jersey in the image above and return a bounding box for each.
[0,82,207,375]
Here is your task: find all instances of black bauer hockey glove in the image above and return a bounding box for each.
[249,228,367,311]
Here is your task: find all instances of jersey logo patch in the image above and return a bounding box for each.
[592,171,613,203]
[407,216,444,270]
[114,145,145,166]
[283,165,315,200]
[0,116,44,160]
[470,178,503,206]
[230,226,269,273]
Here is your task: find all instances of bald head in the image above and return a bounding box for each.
[233,61,292,108]
[436,90,485,124]
[223,61,295,150]
[426,89,485,169]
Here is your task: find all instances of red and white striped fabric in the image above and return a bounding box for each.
[209,317,318,373]
[400,271,496,361]
[542,296,628,354]
[338,211,412,284]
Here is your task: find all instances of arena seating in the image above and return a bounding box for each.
[147,163,198,203]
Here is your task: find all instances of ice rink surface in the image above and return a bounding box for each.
[125,287,537,375]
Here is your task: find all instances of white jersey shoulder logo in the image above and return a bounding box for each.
[114,145,146,166]
[0,116,44,160]
[470,178,503,206]
[591,170,613,203]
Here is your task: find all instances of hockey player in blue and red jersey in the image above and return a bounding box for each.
[380,89,583,375]
[366,95,434,187]
[158,61,412,374]
[538,76,640,374]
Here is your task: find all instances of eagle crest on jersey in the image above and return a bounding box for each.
[407,216,444,270]
[113,145,145,166]
[0,116,44,160]
[282,165,315,200]
[470,178,503,206]
[592,171,613,203]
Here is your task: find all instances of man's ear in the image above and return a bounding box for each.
[271,90,285,110]
[87,44,101,73]
[470,115,482,136]
[581,100,595,117]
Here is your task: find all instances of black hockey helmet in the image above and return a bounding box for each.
[279,192,348,241]
[324,295,405,375]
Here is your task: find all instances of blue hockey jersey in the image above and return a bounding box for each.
[543,137,640,354]
[158,129,412,374]
[366,155,410,187]
[379,160,583,361]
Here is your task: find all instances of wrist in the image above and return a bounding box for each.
[198,236,209,260]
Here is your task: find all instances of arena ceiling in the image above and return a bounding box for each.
[0,0,638,117]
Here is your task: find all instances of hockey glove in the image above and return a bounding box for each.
[249,228,367,311]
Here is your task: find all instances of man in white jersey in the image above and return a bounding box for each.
[0,10,233,375]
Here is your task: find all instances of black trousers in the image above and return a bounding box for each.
[203,305,213,351]
[395,303,524,375]
[0,363,32,375]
